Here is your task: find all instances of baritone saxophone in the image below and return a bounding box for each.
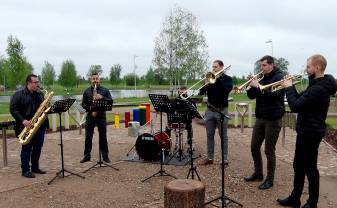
[18,90,54,145]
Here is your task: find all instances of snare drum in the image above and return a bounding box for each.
[169,123,186,130]
[135,132,171,161]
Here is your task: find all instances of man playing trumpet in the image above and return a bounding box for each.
[277,54,337,208]
[244,55,285,190]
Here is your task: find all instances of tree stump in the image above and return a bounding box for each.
[164,179,205,208]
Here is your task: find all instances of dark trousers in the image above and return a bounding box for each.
[21,127,46,172]
[290,134,322,206]
[251,118,282,182]
[84,117,109,158]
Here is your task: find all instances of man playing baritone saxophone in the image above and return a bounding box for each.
[277,55,337,208]
[80,72,113,163]
[244,55,285,190]
[10,74,49,178]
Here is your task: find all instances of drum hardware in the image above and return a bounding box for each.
[166,122,187,162]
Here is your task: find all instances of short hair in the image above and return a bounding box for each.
[213,60,224,67]
[91,72,99,76]
[308,54,327,71]
[180,86,187,91]
[260,55,275,65]
[26,74,38,85]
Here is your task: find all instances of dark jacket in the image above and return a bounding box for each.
[81,85,113,119]
[199,74,233,108]
[10,87,48,137]
[247,68,285,120]
[285,74,337,137]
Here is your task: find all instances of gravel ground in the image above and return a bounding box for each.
[0,116,336,208]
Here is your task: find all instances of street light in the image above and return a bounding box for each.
[133,55,138,90]
[265,39,274,56]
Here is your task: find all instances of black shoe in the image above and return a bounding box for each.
[22,171,35,178]
[277,196,301,207]
[258,180,273,190]
[80,156,91,163]
[103,157,111,163]
[32,169,47,174]
[244,173,263,182]
[301,202,316,208]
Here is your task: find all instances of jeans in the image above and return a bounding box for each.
[204,108,229,160]
[251,118,282,182]
[21,126,46,172]
[84,117,109,158]
[290,134,322,206]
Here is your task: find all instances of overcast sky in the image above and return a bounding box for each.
[1,0,337,78]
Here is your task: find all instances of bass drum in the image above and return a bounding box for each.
[135,132,171,161]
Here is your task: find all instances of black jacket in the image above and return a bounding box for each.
[10,87,48,137]
[81,85,113,119]
[285,74,337,137]
[247,68,285,120]
[199,74,233,108]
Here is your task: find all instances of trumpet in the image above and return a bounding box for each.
[180,65,231,99]
[259,73,304,92]
[233,71,264,93]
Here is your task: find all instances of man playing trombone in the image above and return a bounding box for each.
[244,55,285,190]
[198,60,233,167]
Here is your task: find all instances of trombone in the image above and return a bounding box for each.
[233,71,264,93]
[180,65,231,99]
[259,73,305,92]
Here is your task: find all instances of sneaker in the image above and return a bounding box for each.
[32,168,47,174]
[80,156,91,163]
[103,157,111,163]
[198,158,213,166]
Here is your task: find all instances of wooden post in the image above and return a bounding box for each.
[52,114,57,132]
[64,111,69,130]
[164,179,205,208]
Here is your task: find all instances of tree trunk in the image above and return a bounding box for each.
[164,179,205,208]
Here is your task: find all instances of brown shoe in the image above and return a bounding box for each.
[198,158,213,166]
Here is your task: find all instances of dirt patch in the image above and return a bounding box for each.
[0,120,336,208]
[324,129,337,151]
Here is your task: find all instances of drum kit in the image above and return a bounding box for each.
[135,122,187,163]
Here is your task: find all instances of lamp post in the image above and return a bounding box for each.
[133,55,138,90]
[265,39,274,56]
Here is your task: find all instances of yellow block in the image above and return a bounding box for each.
[114,113,120,128]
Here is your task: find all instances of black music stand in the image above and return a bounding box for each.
[82,99,119,173]
[172,99,203,181]
[142,94,176,182]
[205,103,242,208]
[48,99,85,185]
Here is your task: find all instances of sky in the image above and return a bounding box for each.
[1,0,337,78]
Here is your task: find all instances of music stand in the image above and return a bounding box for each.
[205,103,243,208]
[82,99,119,173]
[48,99,85,185]
[171,98,203,181]
[142,94,176,182]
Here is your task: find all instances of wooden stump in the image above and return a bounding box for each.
[164,179,205,208]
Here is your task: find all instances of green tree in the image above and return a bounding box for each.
[124,73,139,86]
[87,64,102,79]
[3,35,33,88]
[144,66,156,86]
[152,5,209,89]
[58,59,77,88]
[109,64,122,86]
[41,61,56,87]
